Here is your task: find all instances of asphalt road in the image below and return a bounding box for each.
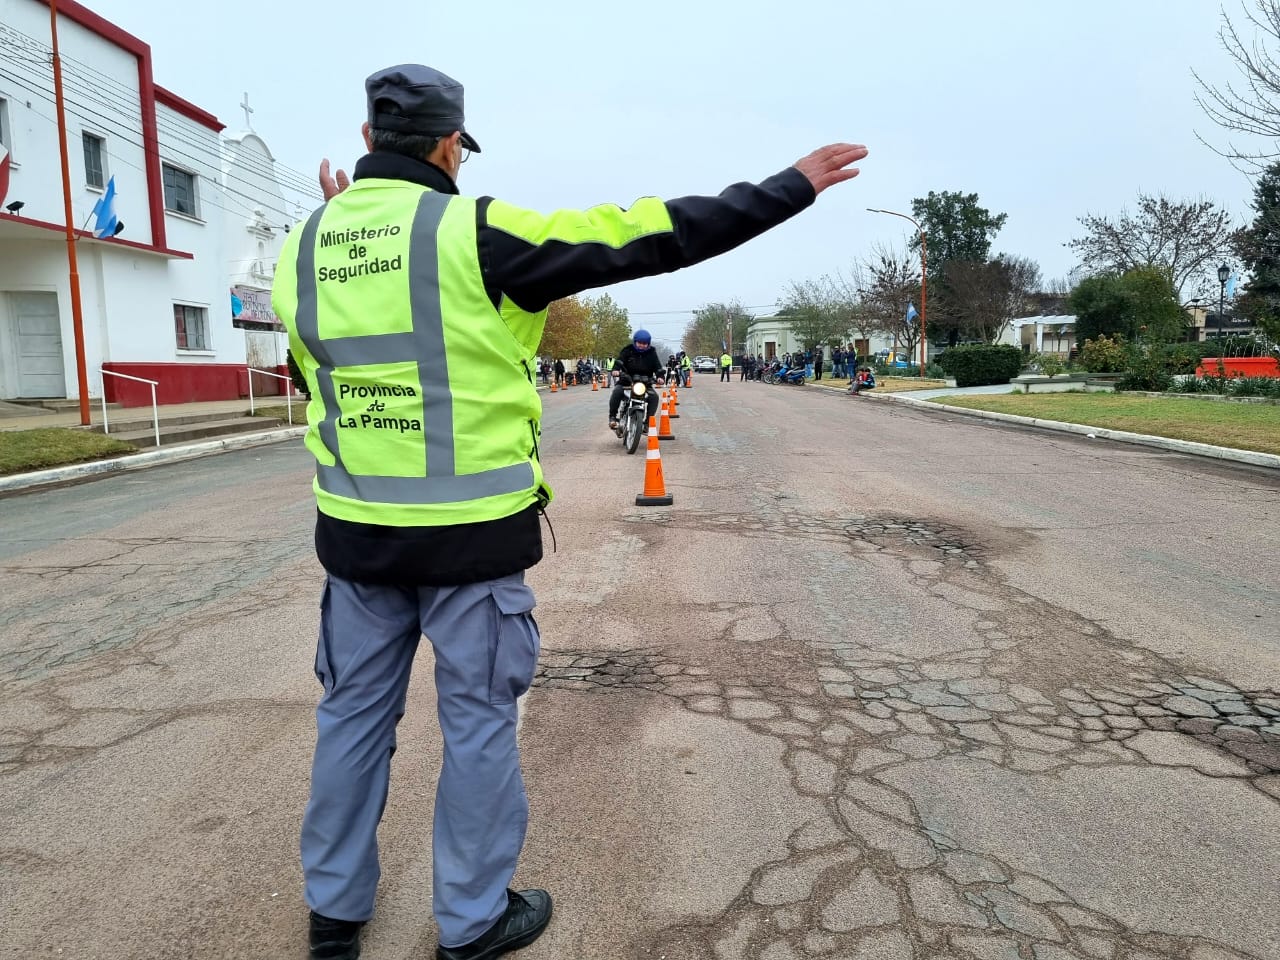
[2,376,1278,960]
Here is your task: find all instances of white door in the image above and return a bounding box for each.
[9,293,65,398]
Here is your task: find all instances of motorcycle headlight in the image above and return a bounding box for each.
[632,382,646,396]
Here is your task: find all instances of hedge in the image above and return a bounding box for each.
[936,344,1024,387]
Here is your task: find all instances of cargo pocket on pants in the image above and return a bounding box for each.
[488,580,540,705]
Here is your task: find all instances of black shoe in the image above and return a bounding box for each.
[310,911,364,960]
[436,889,553,960]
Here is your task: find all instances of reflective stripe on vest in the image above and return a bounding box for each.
[293,192,535,505]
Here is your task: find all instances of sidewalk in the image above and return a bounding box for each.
[0,381,556,434]
[0,398,274,433]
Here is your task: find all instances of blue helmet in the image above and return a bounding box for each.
[632,329,651,345]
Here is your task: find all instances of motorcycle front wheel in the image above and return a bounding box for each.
[624,410,643,454]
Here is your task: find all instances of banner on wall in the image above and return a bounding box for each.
[231,286,283,330]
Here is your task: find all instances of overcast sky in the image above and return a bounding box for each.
[87,0,1262,339]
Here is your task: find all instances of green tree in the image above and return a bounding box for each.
[909,190,1008,283]
[908,191,1008,344]
[538,296,593,358]
[583,292,631,359]
[1232,160,1280,347]
[778,279,851,351]
[682,301,754,356]
[1069,267,1186,346]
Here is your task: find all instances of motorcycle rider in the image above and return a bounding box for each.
[608,329,663,430]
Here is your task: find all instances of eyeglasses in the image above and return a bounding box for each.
[459,144,471,164]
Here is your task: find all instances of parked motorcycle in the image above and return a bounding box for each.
[765,362,806,385]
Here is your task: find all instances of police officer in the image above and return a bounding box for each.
[274,62,868,960]
[719,350,733,382]
[607,329,663,429]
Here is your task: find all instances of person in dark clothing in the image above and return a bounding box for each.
[608,329,663,427]
[553,359,565,386]
[814,350,824,380]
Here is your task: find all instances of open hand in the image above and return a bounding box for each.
[794,144,869,195]
[319,159,351,201]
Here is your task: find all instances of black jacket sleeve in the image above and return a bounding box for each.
[478,168,817,314]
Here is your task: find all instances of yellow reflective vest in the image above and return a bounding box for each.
[272,178,550,527]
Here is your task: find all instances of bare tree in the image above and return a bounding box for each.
[854,243,922,357]
[829,266,880,349]
[939,255,1042,343]
[1195,1,1280,170]
[1066,194,1235,299]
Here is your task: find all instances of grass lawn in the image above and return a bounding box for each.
[0,428,136,476]
[931,392,1280,455]
[812,376,949,394]
[247,403,304,424]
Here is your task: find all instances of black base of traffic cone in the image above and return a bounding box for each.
[635,493,674,506]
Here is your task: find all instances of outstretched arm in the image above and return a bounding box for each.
[480,144,868,313]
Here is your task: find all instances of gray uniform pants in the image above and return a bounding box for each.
[301,572,540,948]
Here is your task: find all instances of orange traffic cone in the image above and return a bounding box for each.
[592,377,599,392]
[669,387,680,418]
[658,393,674,440]
[550,381,557,393]
[636,416,673,506]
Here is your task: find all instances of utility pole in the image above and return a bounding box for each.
[51,0,92,424]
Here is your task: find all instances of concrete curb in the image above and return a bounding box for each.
[0,426,308,495]
[877,393,1280,470]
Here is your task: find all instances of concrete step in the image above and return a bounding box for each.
[110,417,286,448]
[6,398,123,412]
[87,411,263,435]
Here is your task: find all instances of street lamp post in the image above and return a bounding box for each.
[1217,263,1230,348]
[868,208,926,372]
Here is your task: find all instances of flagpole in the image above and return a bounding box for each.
[50,0,92,425]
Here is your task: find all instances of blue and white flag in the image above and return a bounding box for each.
[91,175,119,238]
[905,302,919,324]
[1226,272,1238,299]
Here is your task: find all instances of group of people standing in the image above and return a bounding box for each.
[538,358,602,386]
[733,345,869,382]
[665,352,694,387]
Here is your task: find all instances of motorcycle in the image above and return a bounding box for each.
[765,362,806,385]
[614,376,657,454]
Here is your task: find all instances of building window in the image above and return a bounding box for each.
[162,163,198,217]
[0,98,9,152]
[82,133,105,189]
[174,304,210,351]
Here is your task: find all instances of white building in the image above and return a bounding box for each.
[999,315,1078,357]
[0,0,299,406]
[744,315,894,363]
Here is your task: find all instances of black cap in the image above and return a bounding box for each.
[365,64,480,154]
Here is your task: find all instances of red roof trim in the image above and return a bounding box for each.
[42,0,147,56]
[1,212,194,259]
[155,85,225,132]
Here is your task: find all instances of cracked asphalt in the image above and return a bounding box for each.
[1,379,1277,960]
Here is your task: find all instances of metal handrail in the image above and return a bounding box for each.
[247,367,296,424]
[100,368,160,446]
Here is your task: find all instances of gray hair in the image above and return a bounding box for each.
[369,127,442,162]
